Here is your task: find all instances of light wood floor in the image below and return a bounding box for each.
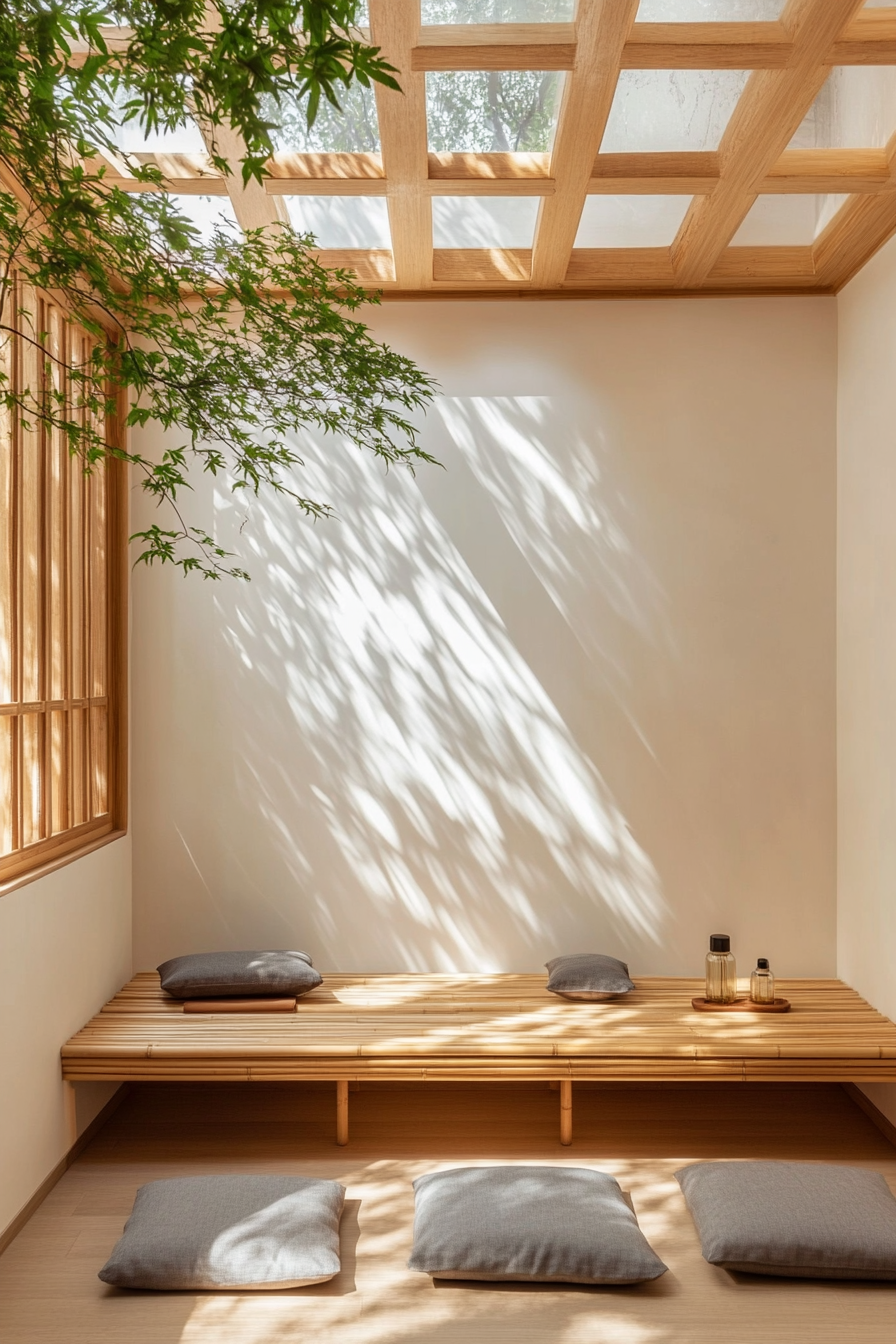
[1,1081,895,1344]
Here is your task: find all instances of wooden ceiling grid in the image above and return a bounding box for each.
[84,2,896,297]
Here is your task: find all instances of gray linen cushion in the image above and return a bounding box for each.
[408,1166,667,1283]
[545,954,635,1001]
[98,1175,345,1290]
[676,1161,896,1280]
[158,950,322,999]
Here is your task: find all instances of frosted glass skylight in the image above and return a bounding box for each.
[433,196,540,248]
[601,71,750,153]
[790,66,896,149]
[261,81,380,153]
[730,194,849,245]
[284,196,391,248]
[427,71,563,153]
[636,0,784,16]
[421,1,574,20]
[110,95,206,155]
[162,195,239,244]
[575,195,692,248]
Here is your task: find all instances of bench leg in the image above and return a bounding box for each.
[336,1080,349,1146]
[559,1080,572,1145]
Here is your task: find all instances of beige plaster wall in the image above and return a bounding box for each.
[130,297,837,980]
[837,232,896,1128]
[0,838,132,1236]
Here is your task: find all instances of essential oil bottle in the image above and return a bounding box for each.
[705,934,737,1003]
[750,957,775,1004]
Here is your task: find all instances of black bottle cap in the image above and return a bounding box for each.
[709,935,730,953]
[756,958,770,970]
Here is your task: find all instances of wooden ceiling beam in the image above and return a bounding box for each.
[812,132,896,289]
[190,4,287,233]
[369,0,431,289]
[761,148,892,194]
[589,148,893,195]
[412,23,576,71]
[428,151,551,182]
[433,249,532,285]
[590,151,719,195]
[564,247,674,286]
[70,14,896,74]
[198,120,288,232]
[812,191,896,290]
[264,150,385,195]
[99,146,894,200]
[311,250,396,285]
[621,21,791,70]
[564,245,818,290]
[670,0,868,289]
[832,9,896,65]
[411,12,896,72]
[530,0,641,290]
[706,246,817,281]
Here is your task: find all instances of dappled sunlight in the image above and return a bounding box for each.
[485,245,530,280]
[180,1293,361,1341]
[431,395,673,730]
[177,1156,683,1344]
[201,397,669,970]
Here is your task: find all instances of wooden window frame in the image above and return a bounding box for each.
[0,281,128,892]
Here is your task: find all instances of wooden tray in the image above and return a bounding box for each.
[691,997,791,1013]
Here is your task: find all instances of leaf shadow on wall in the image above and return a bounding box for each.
[199,392,672,970]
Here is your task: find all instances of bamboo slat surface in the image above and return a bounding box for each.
[61,974,896,1084]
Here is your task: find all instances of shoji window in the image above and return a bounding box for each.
[0,282,126,884]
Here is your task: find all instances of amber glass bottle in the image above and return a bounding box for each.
[750,958,775,1004]
[705,934,737,1003]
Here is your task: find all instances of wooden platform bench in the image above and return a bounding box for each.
[61,974,896,1146]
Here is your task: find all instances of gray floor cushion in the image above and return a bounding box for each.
[158,950,322,999]
[545,954,634,1000]
[676,1161,896,1280]
[98,1175,345,1290]
[408,1165,667,1283]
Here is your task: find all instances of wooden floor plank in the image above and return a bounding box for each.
[1,1081,894,1343]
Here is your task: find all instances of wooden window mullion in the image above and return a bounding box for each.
[0,282,124,885]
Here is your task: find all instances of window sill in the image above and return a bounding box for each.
[0,829,129,899]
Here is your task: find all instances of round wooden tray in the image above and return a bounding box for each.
[691,997,791,1013]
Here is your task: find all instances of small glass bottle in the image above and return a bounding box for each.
[705,934,737,1003]
[750,957,775,1005]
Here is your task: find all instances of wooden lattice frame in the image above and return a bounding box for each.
[0,283,128,887]
[78,1,896,296]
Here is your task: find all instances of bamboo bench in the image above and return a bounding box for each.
[61,974,896,1146]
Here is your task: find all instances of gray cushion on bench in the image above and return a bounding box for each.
[676,1161,896,1280]
[98,1175,345,1290]
[158,950,322,999]
[545,954,634,1001]
[408,1166,667,1283]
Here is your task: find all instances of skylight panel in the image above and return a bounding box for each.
[432,196,540,248]
[636,0,784,17]
[110,99,206,156]
[261,81,380,153]
[163,195,239,244]
[574,195,693,248]
[789,67,896,149]
[421,1,574,20]
[283,196,391,248]
[426,71,563,153]
[601,71,750,153]
[730,194,849,245]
